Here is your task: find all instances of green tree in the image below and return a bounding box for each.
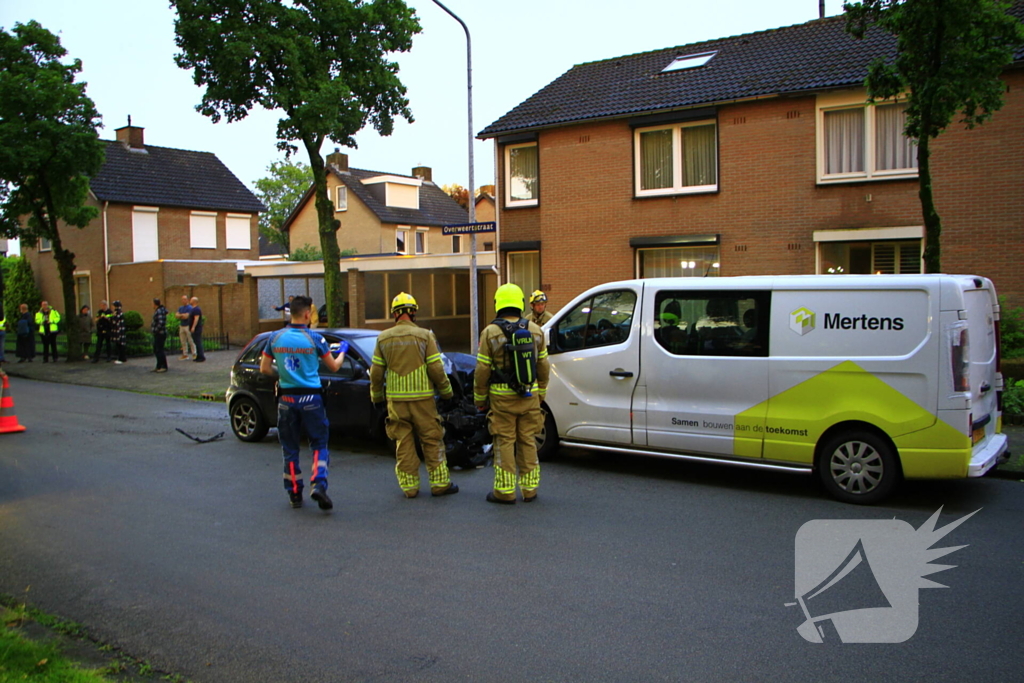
[0,21,105,360]
[845,0,1024,273]
[254,159,313,252]
[1,255,43,331]
[171,0,421,327]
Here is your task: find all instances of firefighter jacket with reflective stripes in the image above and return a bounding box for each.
[474,317,550,406]
[34,309,61,335]
[369,320,453,403]
[530,309,553,326]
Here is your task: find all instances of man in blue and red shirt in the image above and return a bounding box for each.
[260,295,346,510]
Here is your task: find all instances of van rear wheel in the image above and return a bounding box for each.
[818,430,898,505]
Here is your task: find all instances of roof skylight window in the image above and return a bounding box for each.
[662,51,717,72]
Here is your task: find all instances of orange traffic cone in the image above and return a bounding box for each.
[0,373,27,434]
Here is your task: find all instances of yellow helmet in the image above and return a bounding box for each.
[529,290,547,304]
[494,283,525,314]
[391,292,418,315]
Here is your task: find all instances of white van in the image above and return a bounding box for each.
[538,275,1008,504]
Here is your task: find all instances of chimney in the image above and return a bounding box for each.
[326,147,349,172]
[412,165,432,182]
[115,123,145,149]
[819,0,825,19]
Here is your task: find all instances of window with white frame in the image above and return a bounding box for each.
[506,251,540,295]
[637,246,721,278]
[335,185,348,212]
[819,240,922,275]
[225,214,251,250]
[190,212,217,249]
[635,120,718,196]
[818,95,918,182]
[39,237,52,252]
[396,227,408,254]
[505,142,538,206]
[415,230,427,254]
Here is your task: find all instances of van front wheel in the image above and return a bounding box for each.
[818,431,899,505]
[537,408,559,462]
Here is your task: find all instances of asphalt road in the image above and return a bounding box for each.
[1,379,1022,682]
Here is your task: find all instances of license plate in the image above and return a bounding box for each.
[972,426,986,444]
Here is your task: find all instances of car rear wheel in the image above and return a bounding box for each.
[817,430,899,505]
[230,397,269,442]
[537,408,559,462]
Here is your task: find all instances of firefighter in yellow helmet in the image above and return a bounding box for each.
[369,292,459,498]
[474,283,550,504]
[529,290,552,326]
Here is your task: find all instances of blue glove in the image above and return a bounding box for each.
[337,339,349,354]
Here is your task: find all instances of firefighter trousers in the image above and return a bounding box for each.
[487,393,543,501]
[385,398,451,496]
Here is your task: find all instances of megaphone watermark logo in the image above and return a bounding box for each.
[787,507,977,643]
[790,307,815,336]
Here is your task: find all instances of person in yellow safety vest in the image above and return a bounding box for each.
[474,283,550,504]
[34,301,62,363]
[369,292,459,498]
[529,290,553,326]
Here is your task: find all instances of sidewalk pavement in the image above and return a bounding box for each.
[1,351,1022,477]
[2,350,237,401]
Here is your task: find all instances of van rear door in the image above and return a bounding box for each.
[962,280,1000,450]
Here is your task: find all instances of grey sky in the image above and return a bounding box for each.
[0,0,845,195]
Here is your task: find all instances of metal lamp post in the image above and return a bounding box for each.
[431,0,479,354]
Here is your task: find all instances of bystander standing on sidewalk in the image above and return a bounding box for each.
[77,305,93,360]
[93,301,113,363]
[151,298,168,372]
[0,308,6,366]
[112,300,127,364]
[15,304,34,363]
[176,295,196,360]
[35,301,61,363]
[189,296,206,362]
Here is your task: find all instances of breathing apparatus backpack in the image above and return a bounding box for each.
[492,317,537,397]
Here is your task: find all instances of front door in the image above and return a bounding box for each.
[546,286,642,445]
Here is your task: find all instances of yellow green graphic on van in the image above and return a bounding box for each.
[790,307,815,335]
[732,361,970,476]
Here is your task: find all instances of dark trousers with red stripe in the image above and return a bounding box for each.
[277,392,330,494]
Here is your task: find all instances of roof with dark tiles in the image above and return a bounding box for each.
[480,6,1024,138]
[89,140,265,213]
[330,167,468,227]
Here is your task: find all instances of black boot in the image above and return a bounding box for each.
[310,485,333,510]
[288,491,303,509]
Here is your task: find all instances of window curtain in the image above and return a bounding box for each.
[640,247,720,278]
[640,129,674,190]
[507,251,540,294]
[509,145,538,201]
[824,109,865,174]
[682,124,717,186]
[876,104,918,171]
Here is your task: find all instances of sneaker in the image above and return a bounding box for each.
[288,491,303,509]
[431,483,459,497]
[310,486,333,510]
[194,358,206,363]
[486,492,516,505]
[179,355,189,360]
[155,368,167,373]
[114,360,124,364]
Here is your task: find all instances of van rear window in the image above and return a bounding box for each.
[654,291,770,357]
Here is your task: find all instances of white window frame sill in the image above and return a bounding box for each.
[506,199,538,208]
[635,184,718,198]
[817,172,918,185]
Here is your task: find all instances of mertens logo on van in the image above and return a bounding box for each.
[790,307,816,336]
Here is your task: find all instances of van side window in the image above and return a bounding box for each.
[553,290,637,353]
[654,291,770,357]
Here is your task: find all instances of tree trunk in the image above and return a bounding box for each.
[304,141,344,328]
[51,234,82,361]
[917,125,942,274]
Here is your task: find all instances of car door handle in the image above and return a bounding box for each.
[980,382,991,394]
[609,369,634,379]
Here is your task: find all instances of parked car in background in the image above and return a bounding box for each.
[226,328,488,466]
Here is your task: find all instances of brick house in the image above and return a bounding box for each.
[284,150,469,261]
[23,124,265,341]
[479,9,1024,310]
